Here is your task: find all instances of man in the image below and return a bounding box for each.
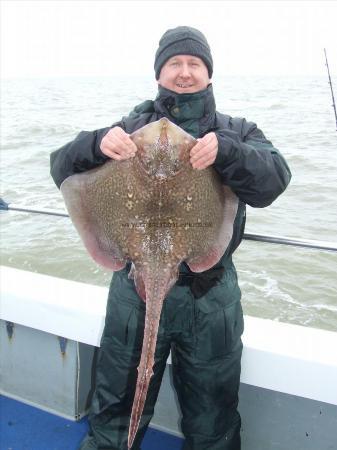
[50,26,291,450]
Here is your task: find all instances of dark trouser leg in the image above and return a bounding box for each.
[80,273,170,450]
[172,299,243,450]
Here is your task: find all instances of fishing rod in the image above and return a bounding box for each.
[324,48,337,131]
[1,197,337,253]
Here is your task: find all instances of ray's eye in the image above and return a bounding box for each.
[144,159,152,169]
[173,160,181,172]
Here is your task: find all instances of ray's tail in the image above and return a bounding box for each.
[127,266,174,449]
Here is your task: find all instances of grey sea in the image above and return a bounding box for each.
[1,75,336,331]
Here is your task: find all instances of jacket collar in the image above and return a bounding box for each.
[153,84,216,137]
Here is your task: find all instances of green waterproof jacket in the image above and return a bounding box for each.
[50,84,291,295]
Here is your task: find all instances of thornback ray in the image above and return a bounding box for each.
[60,117,239,448]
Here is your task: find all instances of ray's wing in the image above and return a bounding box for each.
[185,185,239,272]
[60,161,127,271]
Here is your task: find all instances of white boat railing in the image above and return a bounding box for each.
[1,265,337,407]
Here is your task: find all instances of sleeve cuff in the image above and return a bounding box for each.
[93,128,111,161]
[213,133,233,167]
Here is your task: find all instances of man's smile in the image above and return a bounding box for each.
[176,83,194,88]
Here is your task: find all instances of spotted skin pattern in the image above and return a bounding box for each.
[60,118,238,449]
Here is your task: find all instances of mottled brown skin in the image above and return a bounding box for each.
[60,118,238,449]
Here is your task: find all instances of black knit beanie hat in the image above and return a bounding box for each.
[154,26,213,80]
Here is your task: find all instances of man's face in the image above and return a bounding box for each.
[158,55,211,94]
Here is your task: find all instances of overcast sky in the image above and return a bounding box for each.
[1,0,337,79]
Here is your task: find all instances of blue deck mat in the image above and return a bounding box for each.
[0,395,183,450]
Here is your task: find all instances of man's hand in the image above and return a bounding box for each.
[100,127,138,160]
[190,132,218,170]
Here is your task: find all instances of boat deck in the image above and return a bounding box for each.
[0,395,183,450]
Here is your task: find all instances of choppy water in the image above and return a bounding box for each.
[1,75,336,331]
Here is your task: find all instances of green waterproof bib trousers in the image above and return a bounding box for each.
[79,260,244,450]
